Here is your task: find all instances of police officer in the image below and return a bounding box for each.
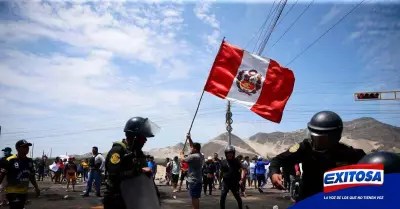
[358,151,400,174]
[219,145,245,209]
[103,117,160,209]
[269,111,366,202]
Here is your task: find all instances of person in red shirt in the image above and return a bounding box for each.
[55,158,64,184]
[178,155,189,192]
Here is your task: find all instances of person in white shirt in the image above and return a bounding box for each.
[264,161,270,184]
[171,156,181,192]
[249,157,256,188]
[82,147,105,197]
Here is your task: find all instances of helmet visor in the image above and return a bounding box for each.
[141,118,161,138]
[309,132,333,151]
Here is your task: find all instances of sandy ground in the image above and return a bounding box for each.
[16,178,293,209]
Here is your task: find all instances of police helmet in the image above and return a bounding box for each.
[358,151,400,174]
[224,145,236,158]
[124,117,160,138]
[307,111,343,151]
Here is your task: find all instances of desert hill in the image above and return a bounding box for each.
[73,117,399,160]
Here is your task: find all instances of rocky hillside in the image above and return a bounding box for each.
[73,118,399,159]
[247,117,400,157]
[201,132,259,157]
[147,143,186,159]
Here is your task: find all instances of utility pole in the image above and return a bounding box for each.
[226,101,233,145]
[354,90,399,101]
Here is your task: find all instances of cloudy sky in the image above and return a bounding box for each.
[0,0,399,157]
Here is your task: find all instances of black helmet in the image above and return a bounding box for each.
[124,117,159,138]
[358,151,400,174]
[224,145,236,158]
[307,111,343,151]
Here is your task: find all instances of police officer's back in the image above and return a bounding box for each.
[103,117,160,209]
[269,111,366,202]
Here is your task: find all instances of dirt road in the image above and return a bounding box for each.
[21,180,293,209]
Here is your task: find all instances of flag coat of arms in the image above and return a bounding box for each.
[204,41,295,123]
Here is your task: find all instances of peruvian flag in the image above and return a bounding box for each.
[204,41,295,123]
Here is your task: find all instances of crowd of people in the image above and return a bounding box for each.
[1,112,400,209]
[163,146,302,209]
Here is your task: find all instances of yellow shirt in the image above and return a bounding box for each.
[81,162,88,169]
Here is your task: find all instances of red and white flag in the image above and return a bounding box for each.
[204,41,295,123]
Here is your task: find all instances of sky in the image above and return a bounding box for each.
[0,0,399,157]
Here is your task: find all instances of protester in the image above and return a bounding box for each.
[82,146,104,197]
[37,155,47,181]
[60,158,67,183]
[54,157,63,183]
[180,134,203,209]
[0,147,12,206]
[147,156,157,180]
[165,158,172,185]
[81,159,89,182]
[178,155,189,192]
[64,156,78,192]
[240,156,250,197]
[255,156,269,193]
[264,159,270,185]
[248,157,256,188]
[171,156,181,192]
[0,140,40,209]
[202,156,216,196]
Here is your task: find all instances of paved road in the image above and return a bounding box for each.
[19,180,293,209]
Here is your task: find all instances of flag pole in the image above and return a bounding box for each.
[182,36,226,153]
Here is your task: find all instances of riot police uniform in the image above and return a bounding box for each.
[103,117,160,209]
[219,145,244,209]
[269,111,366,202]
[358,151,400,174]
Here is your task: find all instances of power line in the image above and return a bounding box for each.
[286,0,366,66]
[244,0,277,50]
[250,0,278,52]
[270,0,315,50]
[275,0,299,28]
[257,0,288,55]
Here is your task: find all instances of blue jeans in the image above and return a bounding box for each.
[188,182,202,199]
[85,170,101,195]
[83,169,89,181]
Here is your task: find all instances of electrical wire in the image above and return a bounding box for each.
[286,0,366,66]
[244,0,277,50]
[250,0,278,52]
[270,0,315,50]
[275,0,299,28]
[257,0,288,55]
